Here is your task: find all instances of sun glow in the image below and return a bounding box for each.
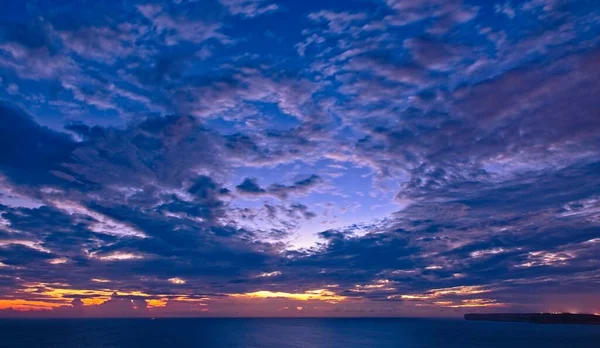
[0,299,64,311]
[0,282,205,311]
[439,299,504,308]
[393,285,491,301]
[386,285,499,308]
[230,289,345,303]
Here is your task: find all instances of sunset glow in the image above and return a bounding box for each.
[230,290,346,303]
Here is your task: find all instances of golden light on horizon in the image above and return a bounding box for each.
[82,298,106,306]
[229,289,345,303]
[351,279,396,293]
[386,285,501,308]
[398,294,434,300]
[0,282,206,311]
[392,285,491,301]
[147,299,168,307]
[429,285,490,296]
[440,299,505,308]
[0,299,64,311]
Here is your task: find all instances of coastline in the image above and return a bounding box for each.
[465,313,600,325]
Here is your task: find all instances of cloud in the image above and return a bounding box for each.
[236,175,323,199]
[308,11,367,34]
[236,178,266,195]
[0,244,54,266]
[55,25,139,63]
[64,114,225,190]
[345,57,427,85]
[137,4,228,45]
[404,38,469,71]
[0,103,77,187]
[384,0,478,32]
[0,42,77,81]
[220,0,279,18]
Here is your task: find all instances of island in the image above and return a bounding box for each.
[464,313,600,325]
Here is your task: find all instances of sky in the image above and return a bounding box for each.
[0,0,599,318]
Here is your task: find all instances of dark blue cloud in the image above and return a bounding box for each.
[0,103,77,187]
[236,174,323,199]
[0,244,54,266]
[236,178,266,194]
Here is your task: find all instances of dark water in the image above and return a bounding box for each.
[1,318,599,348]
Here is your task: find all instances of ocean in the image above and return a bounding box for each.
[0,318,599,347]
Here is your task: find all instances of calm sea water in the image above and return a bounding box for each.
[0,318,599,348]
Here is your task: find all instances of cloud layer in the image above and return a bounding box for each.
[0,0,599,317]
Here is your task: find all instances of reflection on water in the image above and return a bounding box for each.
[1,318,599,348]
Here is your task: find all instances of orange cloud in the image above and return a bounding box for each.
[0,299,63,311]
[0,282,205,312]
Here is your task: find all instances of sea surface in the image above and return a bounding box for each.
[0,317,599,348]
